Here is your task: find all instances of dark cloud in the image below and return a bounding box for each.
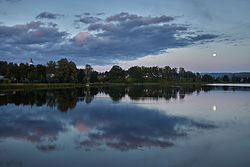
[106,12,174,24]
[36,144,58,152]
[78,16,102,24]
[72,13,217,64]
[0,21,67,61]
[48,22,58,27]
[96,12,105,16]
[71,99,216,151]
[84,12,90,16]
[0,12,219,65]
[0,21,67,45]
[0,111,66,143]
[36,12,63,19]
[74,14,82,18]
[190,34,219,41]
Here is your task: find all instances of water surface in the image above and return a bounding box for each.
[0,85,249,167]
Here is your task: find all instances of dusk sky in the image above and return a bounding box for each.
[0,0,249,72]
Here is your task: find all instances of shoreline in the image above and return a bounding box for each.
[0,82,206,90]
[2,82,249,91]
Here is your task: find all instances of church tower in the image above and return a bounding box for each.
[29,58,33,65]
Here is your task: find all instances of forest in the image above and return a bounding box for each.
[0,58,249,84]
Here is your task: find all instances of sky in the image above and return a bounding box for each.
[0,0,249,72]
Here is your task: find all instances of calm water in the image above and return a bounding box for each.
[0,85,250,167]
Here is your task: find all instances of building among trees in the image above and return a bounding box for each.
[29,58,33,65]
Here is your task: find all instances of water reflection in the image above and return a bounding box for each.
[213,105,217,111]
[0,85,220,151]
[1,85,250,167]
[1,85,246,112]
[0,109,66,143]
[0,99,216,152]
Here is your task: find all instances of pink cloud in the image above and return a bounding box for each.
[74,32,89,45]
[75,120,89,132]
[13,24,26,30]
[32,30,45,37]
[27,21,42,29]
[13,21,42,30]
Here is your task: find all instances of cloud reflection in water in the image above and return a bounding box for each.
[0,87,216,152]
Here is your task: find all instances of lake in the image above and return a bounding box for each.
[0,85,250,167]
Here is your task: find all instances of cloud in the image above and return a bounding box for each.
[96,12,105,16]
[0,87,216,152]
[0,21,67,45]
[105,12,174,24]
[84,12,91,16]
[0,21,67,62]
[74,32,90,45]
[0,111,66,143]
[36,12,63,19]
[36,144,58,152]
[190,34,219,41]
[0,12,219,65]
[74,14,82,18]
[71,100,216,151]
[72,13,217,64]
[77,16,102,24]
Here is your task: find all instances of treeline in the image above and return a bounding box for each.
[0,58,249,83]
[0,59,78,83]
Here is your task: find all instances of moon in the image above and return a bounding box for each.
[212,53,217,57]
[213,105,217,111]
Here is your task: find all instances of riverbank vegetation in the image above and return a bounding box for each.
[0,58,249,85]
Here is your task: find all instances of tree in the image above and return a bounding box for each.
[201,74,214,82]
[171,67,178,79]
[68,61,77,82]
[185,71,195,80]
[13,64,20,82]
[196,72,201,82]
[84,64,93,77]
[19,63,25,82]
[232,74,239,83]
[179,67,185,78]
[106,65,126,82]
[56,58,77,83]
[163,66,171,79]
[89,71,99,83]
[76,69,85,83]
[128,66,144,82]
[151,66,160,77]
[36,64,47,83]
[83,64,93,83]
[0,61,8,76]
[46,61,56,82]
[28,64,36,82]
[222,75,229,82]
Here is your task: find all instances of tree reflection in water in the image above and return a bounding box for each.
[0,86,217,152]
[0,85,219,112]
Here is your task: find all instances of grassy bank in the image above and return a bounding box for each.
[0,82,208,90]
[0,83,85,91]
[91,82,206,86]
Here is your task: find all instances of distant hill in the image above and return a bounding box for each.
[201,72,250,79]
